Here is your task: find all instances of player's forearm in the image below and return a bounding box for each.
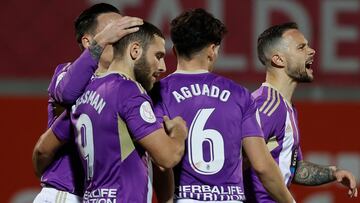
[32,128,65,178]
[293,160,336,186]
[144,131,186,169]
[243,137,295,202]
[32,147,56,178]
[163,129,186,168]
[53,43,101,105]
[256,158,295,203]
[150,141,183,169]
[88,39,105,62]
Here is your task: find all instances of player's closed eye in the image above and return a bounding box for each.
[156,52,165,60]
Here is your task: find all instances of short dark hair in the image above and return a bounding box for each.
[113,21,164,58]
[170,8,227,59]
[257,22,298,65]
[74,3,120,48]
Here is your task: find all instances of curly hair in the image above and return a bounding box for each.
[170,8,227,59]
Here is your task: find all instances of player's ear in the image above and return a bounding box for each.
[130,42,142,60]
[208,44,219,62]
[81,34,92,49]
[271,54,285,68]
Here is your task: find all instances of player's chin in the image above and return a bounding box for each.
[301,75,314,83]
[295,72,313,83]
[147,79,156,91]
[305,69,314,82]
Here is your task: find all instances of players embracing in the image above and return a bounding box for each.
[32,3,357,203]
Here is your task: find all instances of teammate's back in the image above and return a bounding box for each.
[153,71,261,201]
[71,73,156,202]
[155,8,295,203]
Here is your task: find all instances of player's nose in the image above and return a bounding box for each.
[158,59,166,73]
[308,47,315,56]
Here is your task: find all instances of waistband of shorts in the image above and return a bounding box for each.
[41,187,82,202]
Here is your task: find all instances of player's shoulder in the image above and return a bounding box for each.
[100,72,147,96]
[213,73,251,96]
[158,72,179,85]
[252,84,287,118]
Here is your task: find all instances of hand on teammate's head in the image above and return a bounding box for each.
[94,16,144,47]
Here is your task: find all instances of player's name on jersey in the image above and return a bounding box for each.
[83,189,117,203]
[176,184,245,201]
[172,84,231,103]
[72,90,107,114]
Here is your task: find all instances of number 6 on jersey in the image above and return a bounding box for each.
[188,108,225,175]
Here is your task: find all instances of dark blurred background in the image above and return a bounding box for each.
[1,0,359,202]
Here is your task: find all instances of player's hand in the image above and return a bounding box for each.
[94,16,144,47]
[163,116,188,139]
[332,167,358,198]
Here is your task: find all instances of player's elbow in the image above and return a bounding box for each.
[254,158,281,181]
[59,92,76,105]
[32,145,49,177]
[32,141,56,177]
[54,88,78,105]
[253,165,270,177]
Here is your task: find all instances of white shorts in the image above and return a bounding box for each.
[33,187,82,203]
[176,200,243,203]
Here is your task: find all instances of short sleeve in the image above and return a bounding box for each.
[120,93,162,141]
[253,93,284,142]
[149,82,166,123]
[256,108,276,141]
[241,91,264,139]
[51,111,73,141]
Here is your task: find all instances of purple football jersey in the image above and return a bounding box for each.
[51,49,98,104]
[43,49,97,195]
[244,83,303,203]
[55,72,162,202]
[47,62,71,127]
[151,70,264,201]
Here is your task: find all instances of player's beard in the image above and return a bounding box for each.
[292,71,312,83]
[134,55,153,91]
[287,64,313,83]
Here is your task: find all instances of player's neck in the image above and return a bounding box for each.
[176,57,210,72]
[107,60,135,80]
[265,69,297,103]
[95,64,108,76]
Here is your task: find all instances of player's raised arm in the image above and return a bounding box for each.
[138,116,188,169]
[53,16,143,105]
[243,137,295,203]
[294,160,358,197]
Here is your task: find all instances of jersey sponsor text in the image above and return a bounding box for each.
[176,185,245,201]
